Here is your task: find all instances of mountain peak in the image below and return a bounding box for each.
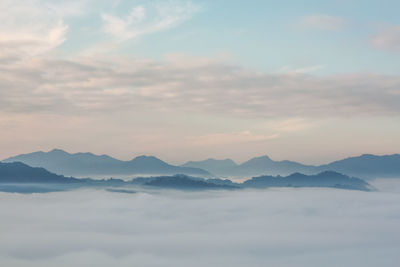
[130,155,170,168]
[242,155,272,165]
[131,155,162,162]
[48,148,69,154]
[253,155,272,161]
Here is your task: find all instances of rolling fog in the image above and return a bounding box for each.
[0,180,399,267]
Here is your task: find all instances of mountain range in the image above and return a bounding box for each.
[182,154,400,179]
[0,162,371,193]
[2,149,211,177]
[2,149,400,179]
[0,162,78,183]
[183,156,314,177]
[242,171,370,191]
[315,154,400,178]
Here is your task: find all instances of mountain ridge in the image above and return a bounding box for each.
[2,149,211,177]
[0,162,371,193]
[316,153,400,178]
[183,155,314,177]
[183,154,400,179]
[3,150,400,179]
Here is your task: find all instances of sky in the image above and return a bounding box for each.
[1,180,400,266]
[1,0,400,164]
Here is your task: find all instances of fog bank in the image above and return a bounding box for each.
[1,180,400,267]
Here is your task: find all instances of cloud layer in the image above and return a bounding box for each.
[1,54,400,118]
[0,181,400,266]
[1,2,399,121]
[372,25,400,52]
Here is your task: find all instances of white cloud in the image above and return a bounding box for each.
[371,25,400,52]
[0,181,400,266]
[1,2,397,121]
[300,15,346,31]
[1,54,399,119]
[101,1,201,40]
[0,0,86,58]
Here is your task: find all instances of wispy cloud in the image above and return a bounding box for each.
[299,15,346,31]
[276,65,325,74]
[101,1,201,41]
[0,0,86,58]
[0,1,65,57]
[371,25,400,52]
[1,2,397,121]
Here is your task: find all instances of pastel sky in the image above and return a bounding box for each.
[1,0,400,164]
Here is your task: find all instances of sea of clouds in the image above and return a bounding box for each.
[1,180,400,267]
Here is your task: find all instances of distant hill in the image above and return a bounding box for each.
[0,162,122,193]
[182,159,238,176]
[140,175,237,190]
[130,172,370,191]
[183,155,314,177]
[3,150,400,179]
[2,149,211,177]
[236,156,315,176]
[183,154,400,179]
[0,162,78,183]
[242,171,370,191]
[317,154,400,178]
[0,162,370,192]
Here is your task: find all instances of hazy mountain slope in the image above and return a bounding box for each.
[183,154,400,179]
[2,149,211,177]
[236,156,315,176]
[242,171,370,191]
[183,156,314,177]
[0,163,370,192]
[130,172,370,191]
[317,154,400,178]
[0,162,78,183]
[4,150,400,179]
[143,175,237,190]
[182,159,238,176]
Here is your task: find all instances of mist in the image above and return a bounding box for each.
[0,180,399,267]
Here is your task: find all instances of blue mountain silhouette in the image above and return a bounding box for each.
[0,162,370,193]
[3,149,211,177]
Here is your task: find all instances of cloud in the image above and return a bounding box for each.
[299,15,346,31]
[371,25,400,52]
[276,65,325,74]
[266,118,313,133]
[187,131,279,146]
[1,54,400,119]
[0,180,399,266]
[101,1,201,40]
[0,0,86,58]
[1,2,398,123]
